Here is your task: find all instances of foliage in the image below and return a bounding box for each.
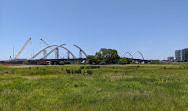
[64,60,71,64]
[86,55,95,64]
[80,66,100,69]
[150,60,160,64]
[60,60,71,65]
[59,61,64,65]
[86,48,120,65]
[22,60,29,65]
[86,70,93,75]
[99,48,120,64]
[118,57,131,64]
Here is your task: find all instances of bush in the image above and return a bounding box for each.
[100,61,106,65]
[86,66,100,69]
[23,61,29,65]
[60,61,64,65]
[87,70,93,75]
[150,60,160,64]
[65,68,82,74]
[64,60,71,64]
[80,66,85,69]
[65,69,71,74]
[74,68,82,74]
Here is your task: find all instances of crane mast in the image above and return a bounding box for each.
[14,38,31,60]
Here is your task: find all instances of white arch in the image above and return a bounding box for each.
[30,45,58,60]
[42,44,70,59]
[121,52,133,58]
[61,46,76,59]
[73,44,87,57]
[132,51,144,60]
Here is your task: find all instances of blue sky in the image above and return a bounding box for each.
[0,0,188,60]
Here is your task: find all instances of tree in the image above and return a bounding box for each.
[150,60,160,64]
[118,57,131,64]
[86,48,120,65]
[86,55,95,64]
[98,48,120,64]
[94,52,103,64]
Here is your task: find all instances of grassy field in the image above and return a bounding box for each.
[0,64,187,111]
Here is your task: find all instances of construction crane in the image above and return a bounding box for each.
[40,39,50,46]
[40,38,62,59]
[14,38,31,60]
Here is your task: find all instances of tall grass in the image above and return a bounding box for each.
[0,64,187,110]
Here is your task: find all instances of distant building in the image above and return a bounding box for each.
[175,50,182,62]
[175,48,188,62]
[182,48,188,62]
[167,57,174,62]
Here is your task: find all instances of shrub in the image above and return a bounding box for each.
[65,69,71,74]
[86,66,100,69]
[60,61,64,65]
[74,68,82,74]
[100,61,106,65]
[87,70,93,75]
[64,60,71,64]
[74,83,79,87]
[23,60,29,65]
[150,60,160,64]
[80,66,85,69]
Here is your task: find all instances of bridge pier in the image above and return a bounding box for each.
[43,50,47,59]
[55,48,59,59]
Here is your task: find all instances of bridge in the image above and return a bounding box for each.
[30,44,87,60]
[5,39,149,64]
[22,44,148,64]
[120,51,149,64]
[6,38,149,65]
[28,46,148,64]
[30,43,146,61]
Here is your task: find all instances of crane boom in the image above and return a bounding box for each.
[40,38,63,59]
[14,38,31,60]
[40,39,50,46]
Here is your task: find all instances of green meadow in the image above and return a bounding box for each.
[0,64,187,111]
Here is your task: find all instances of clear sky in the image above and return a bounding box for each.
[0,0,188,60]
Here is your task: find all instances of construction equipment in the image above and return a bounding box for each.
[40,39,76,59]
[40,39,50,58]
[14,38,31,60]
[40,39,50,46]
[40,38,62,59]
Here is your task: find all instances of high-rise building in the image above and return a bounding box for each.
[175,48,188,62]
[175,50,182,62]
[182,48,188,62]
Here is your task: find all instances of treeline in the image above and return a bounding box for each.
[86,48,131,65]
